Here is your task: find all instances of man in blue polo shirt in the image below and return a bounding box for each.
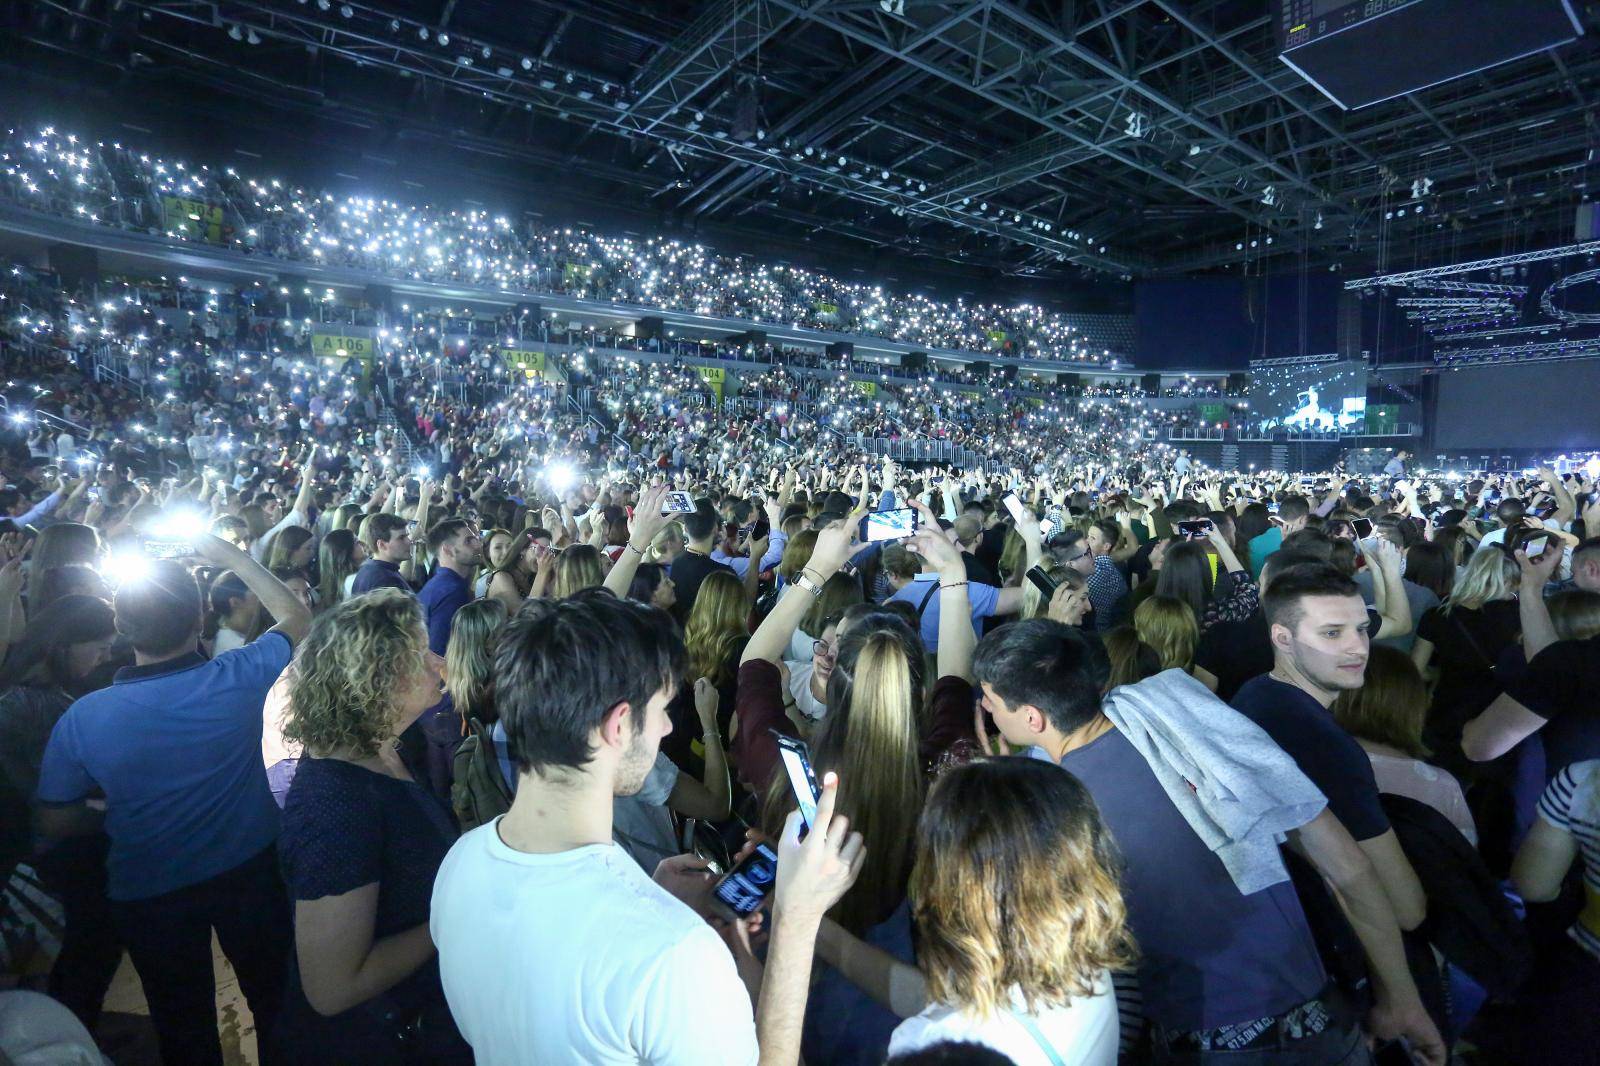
[350,512,415,595]
[35,535,312,1066]
[881,542,1023,652]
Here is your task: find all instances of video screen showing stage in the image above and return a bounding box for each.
[1248,359,1368,433]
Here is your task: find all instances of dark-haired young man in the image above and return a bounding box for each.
[974,619,1445,1065]
[351,511,415,594]
[1230,560,1429,945]
[669,501,735,616]
[34,535,312,1066]
[431,588,863,1065]
[418,517,482,655]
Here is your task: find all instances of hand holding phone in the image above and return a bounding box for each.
[860,507,918,543]
[774,732,822,835]
[1177,519,1214,539]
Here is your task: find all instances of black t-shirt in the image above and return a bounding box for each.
[1231,675,1391,842]
[975,523,1007,574]
[669,550,735,617]
[1196,610,1273,703]
[1415,600,1522,730]
[1507,635,1600,777]
[960,550,1001,587]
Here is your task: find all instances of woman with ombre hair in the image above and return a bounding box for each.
[889,757,1130,1064]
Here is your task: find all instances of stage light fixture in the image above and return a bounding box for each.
[247,27,260,43]
[481,44,491,58]
[418,26,428,39]
[520,56,533,70]
[339,4,352,17]
[1314,213,1323,230]
[436,32,449,45]
[228,23,243,40]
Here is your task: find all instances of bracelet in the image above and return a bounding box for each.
[801,566,827,583]
[939,580,969,591]
[793,572,825,598]
[624,541,645,557]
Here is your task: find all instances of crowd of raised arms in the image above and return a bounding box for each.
[5,161,1600,1066]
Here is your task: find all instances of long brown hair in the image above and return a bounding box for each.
[912,758,1133,1018]
[1333,644,1430,758]
[1133,595,1198,672]
[765,611,927,933]
[683,570,748,687]
[551,544,605,599]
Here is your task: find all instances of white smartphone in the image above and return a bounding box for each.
[1002,492,1026,524]
[662,491,695,514]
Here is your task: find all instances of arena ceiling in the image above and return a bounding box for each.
[5,0,1600,283]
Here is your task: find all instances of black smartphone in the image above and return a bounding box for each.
[751,517,771,542]
[1025,565,1060,599]
[1177,519,1214,539]
[1352,518,1374,539]
[711,843,780,920]
[773,731,822,835]
[860,507,918,543]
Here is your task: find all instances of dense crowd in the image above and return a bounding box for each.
[2,126,1131,365]
[5,249,1600,1066]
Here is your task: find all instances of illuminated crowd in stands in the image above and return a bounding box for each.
[2,126,1133,365]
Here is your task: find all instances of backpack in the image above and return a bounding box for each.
[450,717,512,833]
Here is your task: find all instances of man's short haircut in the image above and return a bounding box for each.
[1277,495,1311,522]
[1496,498,1526,525]
[952,514,982,546]
[1262,562,1360,632]
[880,544,921,580]
[114,559,203,656]
[1162,500,1202,524]
[683,502,719,542]
[365,513,409,552]
[495,589,685,776]
[1573,536,1600,561]
[426,517,472,554]
[972,619,1105,736]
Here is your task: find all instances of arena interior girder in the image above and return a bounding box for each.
[3,0,1598,283]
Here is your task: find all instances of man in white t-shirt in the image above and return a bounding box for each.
[431,589,862,1066]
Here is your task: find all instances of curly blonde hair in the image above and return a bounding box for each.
[911,757,1134,1019]
[283,588,428,757]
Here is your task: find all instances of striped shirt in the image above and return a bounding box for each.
[1536,760,1600,960]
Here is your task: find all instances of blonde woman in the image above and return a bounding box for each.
[889,758,1130,1064]
[684,570,750,735]
[1132,595,1210,689]
[549,543,606,599]
[1412,545,1523,749]
[274,590,469,1064]
[317,529,364,609]
[1020,559,1070,621]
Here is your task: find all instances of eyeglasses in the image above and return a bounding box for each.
[812,639,838,661]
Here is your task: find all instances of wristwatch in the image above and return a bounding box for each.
[793,572,824,597]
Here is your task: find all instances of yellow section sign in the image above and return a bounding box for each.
[854,380,877,398]
[162,196,224,242]
[696,365,725,402]
[502,348,547,379]
[311,333,374,360]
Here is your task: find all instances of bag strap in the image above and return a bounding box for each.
[915,580,940,616]
[1010,1010,1068,1066]
[1450,611,1498,673]
[465,717,513,804]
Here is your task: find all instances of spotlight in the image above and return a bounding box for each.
[521,56,533,70]
[339,3,352,17]
[436,32,449,46]
[247,27,260,43]
[1314,213,1323,230]
[418,26,428,39]
[315,0,328,9]
[481,44,491,58]
[228,23,243,40]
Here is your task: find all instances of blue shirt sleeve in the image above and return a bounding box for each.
[968,582,1000,621]
[35,709,96,804]
[14,489,63,527]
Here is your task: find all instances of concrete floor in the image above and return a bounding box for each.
[97,935,260,1066]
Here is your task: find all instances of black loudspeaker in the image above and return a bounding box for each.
[362,284,392,311]
[1059,373,1080,390]
[997,364,1018,382]
[827,341,854,359]
[970,361,991,378]
[1227,372,1249,394]
[636,316,665,340]
[1336,290,1362,362]
[903,351,927,371]
[1278,0,1580,109]
[1142,373,1161,395]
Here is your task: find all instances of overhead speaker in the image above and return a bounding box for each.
[1336,290,1362,362]
[1141,373,1161,395]
[1277,0,1581,110]
[903,351,927,371]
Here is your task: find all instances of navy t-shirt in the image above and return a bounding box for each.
[279,758,458,1014]
[1506,635,1600,778]
[1231,675,1391,842]
[1049,731,1326,1031]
